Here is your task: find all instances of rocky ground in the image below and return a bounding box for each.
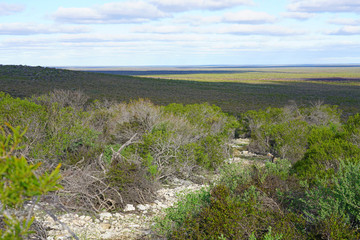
[35,138,268,240]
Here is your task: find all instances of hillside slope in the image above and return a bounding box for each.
[1,65,360,115]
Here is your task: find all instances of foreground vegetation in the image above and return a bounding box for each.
[155,103,360,239]
[0,90,237,214]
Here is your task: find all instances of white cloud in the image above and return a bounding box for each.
[172,15,222,25]
[288,0,360,13]
[133,25,190,34]
[328,26,360,35]
[53,1,169,24]
[53,7,102,23]
[150,0,253,12]
[282,11,315,20]
[0,3,24,16]
[0,23,89,35]
[328,18,360,25]
[219,24,306,36]
[101,2,168,20]
[223,10,277,24]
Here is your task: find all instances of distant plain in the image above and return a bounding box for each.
[1,65,360,116]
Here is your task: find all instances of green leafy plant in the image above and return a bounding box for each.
[0,123,62,239]
[300,160,360,227]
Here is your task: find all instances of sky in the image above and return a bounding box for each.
[1,0,360,66]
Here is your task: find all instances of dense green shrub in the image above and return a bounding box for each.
[0,92,47,156]
[292,137,360,181]
[0,124,61,239]
[300,160,360,228]
[0,92,99,163]
[344,113,360,147]
[159,184,304,240]
[242,107,284,154]
[269,119,309,162]
[311,214,360,240]
[153,188,211,238]
[242,103,342,163]
[156,162,307,239]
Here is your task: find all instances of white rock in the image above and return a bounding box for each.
[137,204,148,211]
[99,212,112,220]
[100,223,111,233]
[129,224,140,228]
[124,204,136,212]
[101,232,115,239]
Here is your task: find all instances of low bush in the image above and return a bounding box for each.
[311,214,360,240]
[292,139,360,181]
[155,161,308,239]
[300,160,360,228]
[0,124,61,239]
[158,184,304,240]
[344,113,360,147]
[0,91,99,163]
[153,188,211,238]
[242,103,342,163]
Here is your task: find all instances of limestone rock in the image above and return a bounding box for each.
[124,204,136,212]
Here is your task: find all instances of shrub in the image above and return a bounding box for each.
[0,92,47,157]
[269,119,309,163]
[165,185,304,240]
[292,138,360,181]
[311,214,360,240]
[163,102,239,137]
[243,103,342,163]
[156,160,308,239]
[107,101,239,181]
[0,124,61,239]
[344,113,360,147]
[30,103,99,162]
[243,107,285,154]
[30,89,90,111]
[300,101,341,126]
[153,188,211,238]
[0,92,99,163]
[300,160,360,228]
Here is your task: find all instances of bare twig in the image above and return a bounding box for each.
[110,133,138,163]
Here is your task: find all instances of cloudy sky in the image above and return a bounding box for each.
[1,0,360,66]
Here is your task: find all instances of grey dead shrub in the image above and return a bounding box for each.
[30,89,89,111]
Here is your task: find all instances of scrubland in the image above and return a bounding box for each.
[1,65,360,239]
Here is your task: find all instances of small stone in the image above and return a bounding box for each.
[137,204,147,211]
[101,232,115,239]
[99,212,112,220]
[100,223,111,232]
[124,204,136,212]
